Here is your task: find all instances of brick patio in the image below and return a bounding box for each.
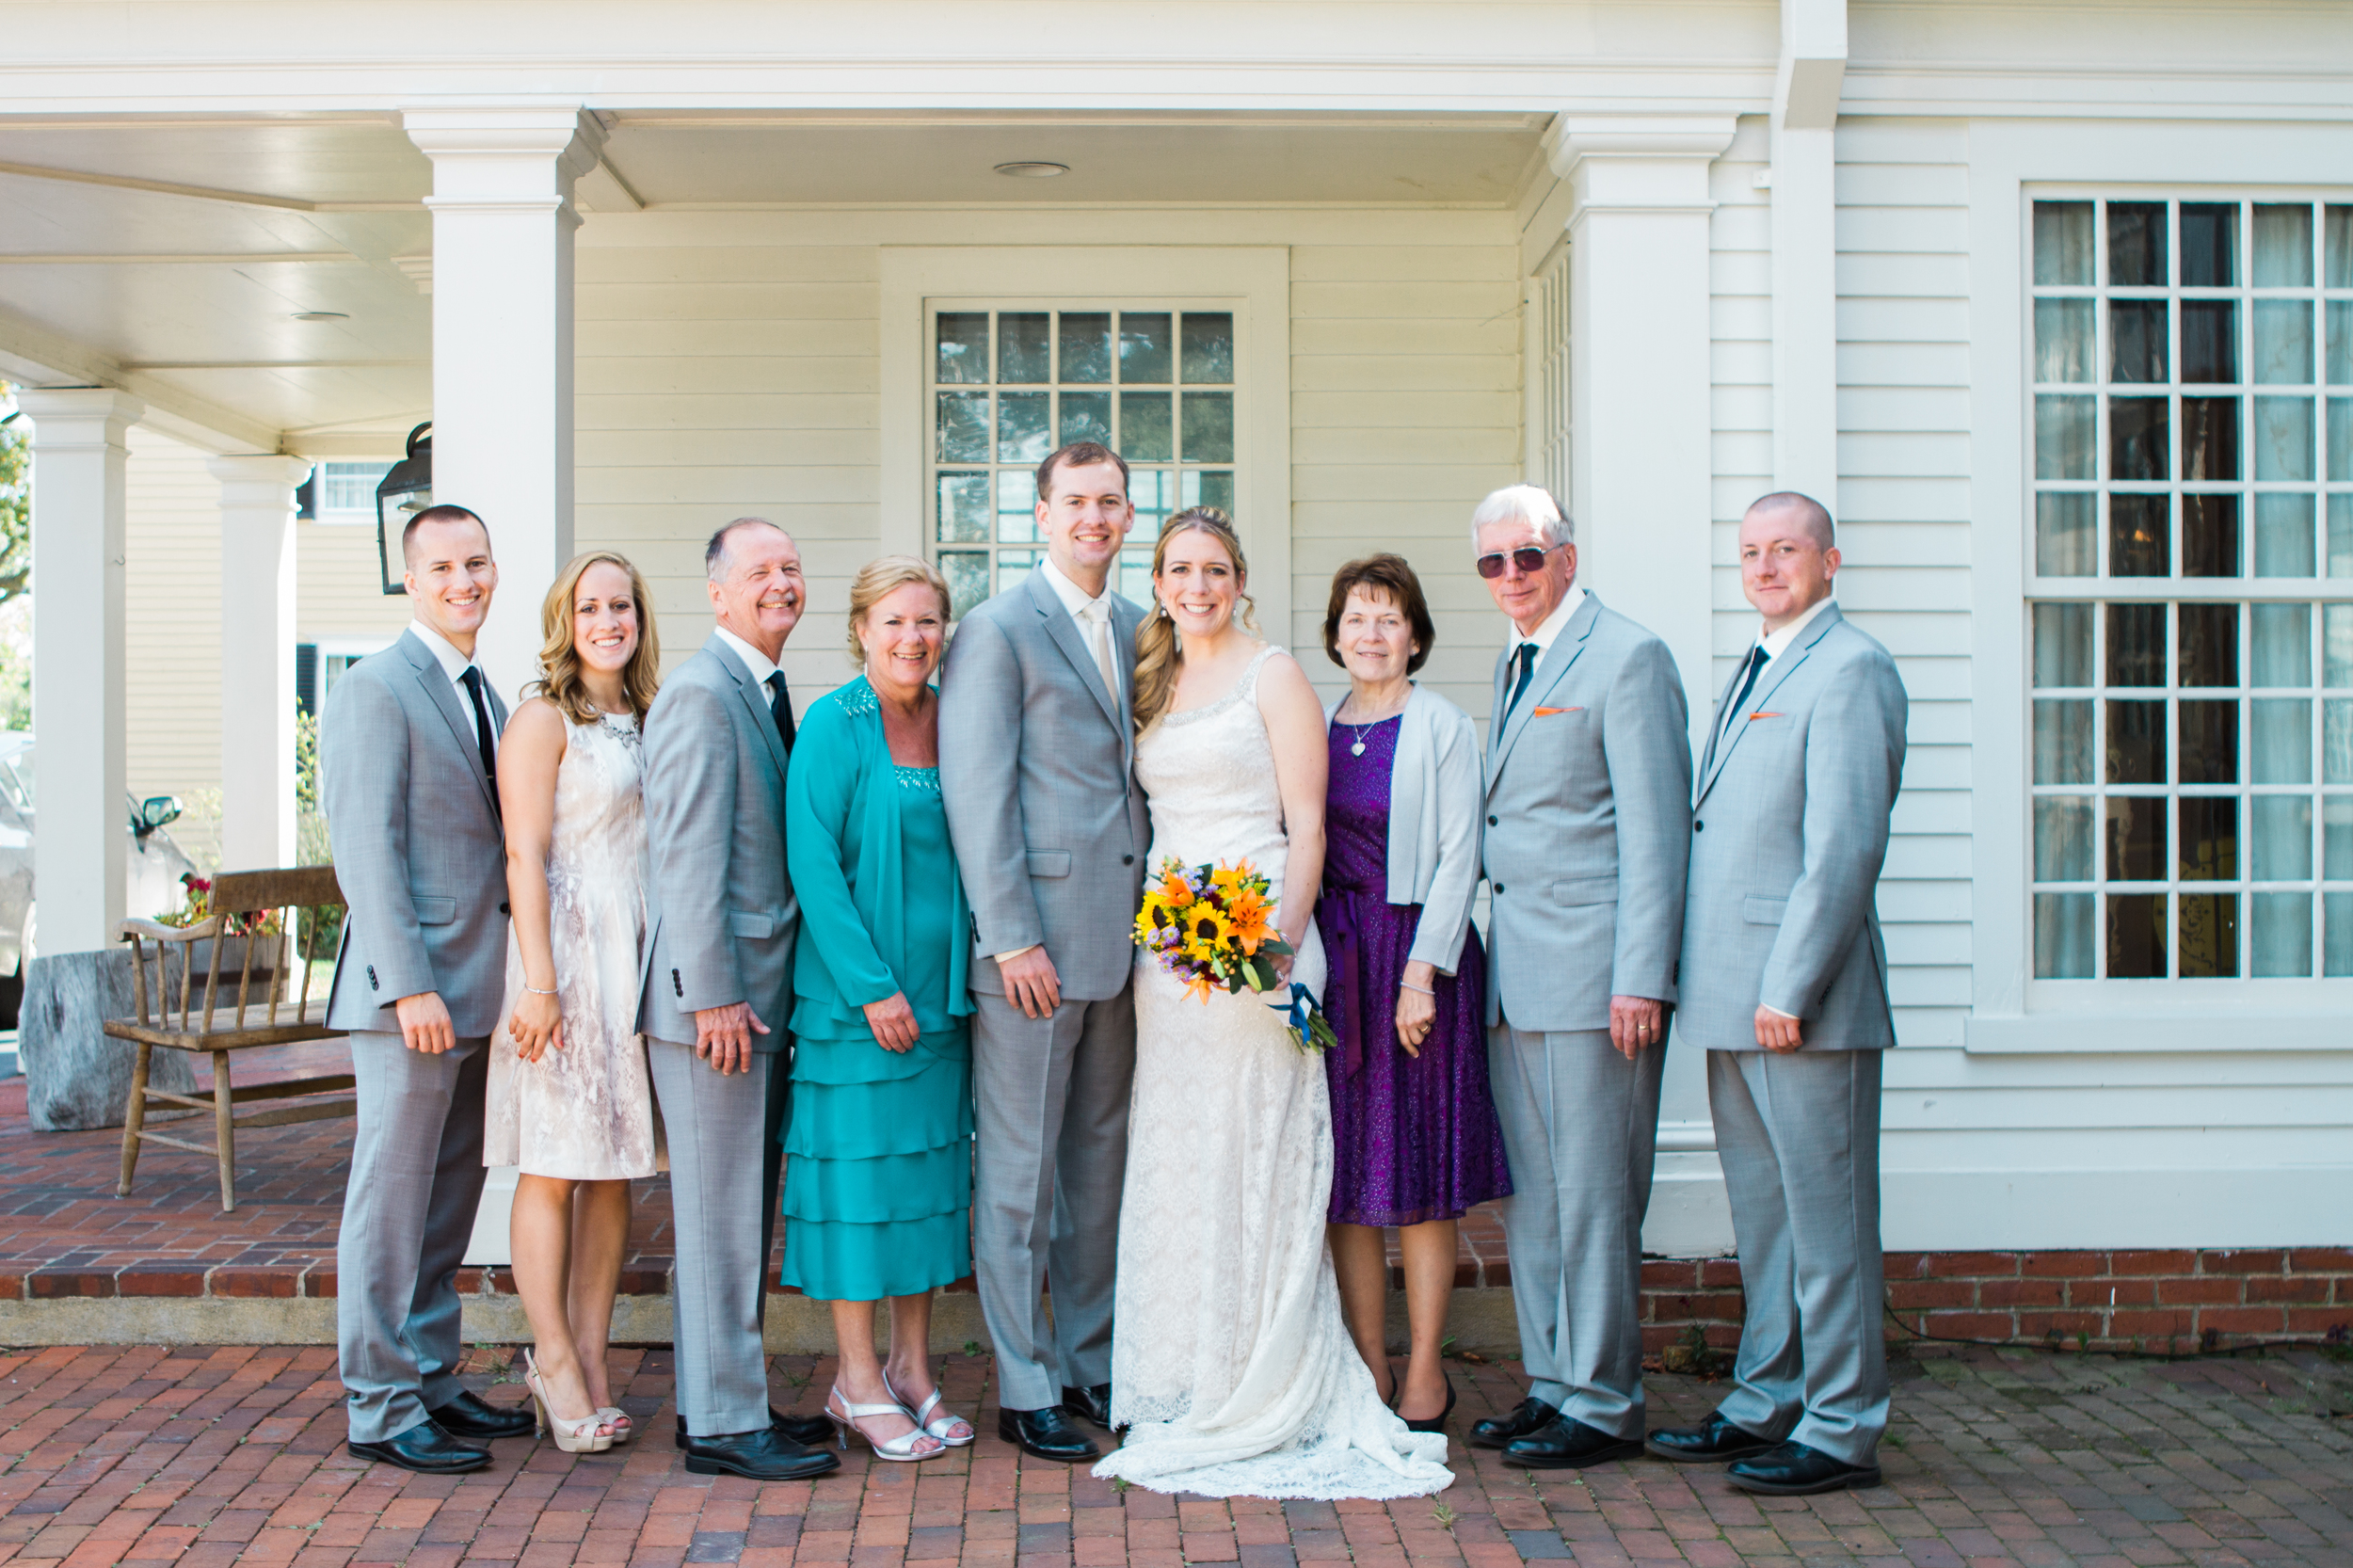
[0,1340,2349,1568]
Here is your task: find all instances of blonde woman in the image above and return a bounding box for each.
[782,555,975,1463]
[1092,509,1452,1501]
[490,552,662,1454]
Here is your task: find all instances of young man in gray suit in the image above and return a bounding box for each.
[1647,491,1907,1497]
[1461,484,1692,1471]
[939,441,1150,1463]
[325,504,536,1473]
[636,518,837,1482]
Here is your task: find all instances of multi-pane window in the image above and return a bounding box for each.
[929,308,1236,618]
[312,461,392,524]
[2028,197,2353,980]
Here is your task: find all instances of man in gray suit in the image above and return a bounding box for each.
[325,504,536,1473]
[1460,484,1692,1471]
[939,441,1149,1463]
[1647,491,1906,1496]
[636,518,837,1482]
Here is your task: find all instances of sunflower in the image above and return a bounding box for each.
[1181,905,1236,964]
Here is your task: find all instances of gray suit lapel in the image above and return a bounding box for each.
[1698,603,1844,803]
[402,629,500,820]
[706,635,791,780]
[1031,569,1124,734]
[1486,593,1600,789]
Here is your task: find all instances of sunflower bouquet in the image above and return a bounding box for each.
[1132,856,1339,1053]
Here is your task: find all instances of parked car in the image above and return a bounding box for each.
[0,731,200,1026]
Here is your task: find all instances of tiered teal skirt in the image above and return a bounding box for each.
[778,1026,972,1302]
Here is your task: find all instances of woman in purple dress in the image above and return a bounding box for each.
[1318,554,1513,1435]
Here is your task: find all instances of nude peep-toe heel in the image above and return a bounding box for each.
[883,1370,974,1448]
[824,1385,945,1462]
[523,1350,615,1454]
[595,1408,634,1443]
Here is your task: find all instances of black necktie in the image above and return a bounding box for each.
[459,665,500,815]
[1721,646,1767,740]
[1506,642,1540,715]
[765,671,797,752]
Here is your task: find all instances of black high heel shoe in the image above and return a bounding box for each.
[1400,1372,1456,1434]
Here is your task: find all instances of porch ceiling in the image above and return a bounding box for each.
[0,109,1546,452]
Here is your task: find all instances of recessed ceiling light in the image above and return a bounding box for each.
[993,161,1068,179]
[292,311,349,321]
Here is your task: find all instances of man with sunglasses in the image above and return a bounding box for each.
[1463,484,1691,1471]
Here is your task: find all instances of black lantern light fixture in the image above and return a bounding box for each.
[375,422,432,595]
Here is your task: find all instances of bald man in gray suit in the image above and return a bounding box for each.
[1463,485,1692,1472]
[1647,491,1907,1497]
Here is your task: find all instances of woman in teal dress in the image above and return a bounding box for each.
[783,555,974,1464]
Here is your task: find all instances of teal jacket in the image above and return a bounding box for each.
[785,676,973,1039]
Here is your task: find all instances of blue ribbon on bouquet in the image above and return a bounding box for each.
[1265,981,1335,1054]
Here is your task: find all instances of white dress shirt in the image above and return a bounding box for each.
[712,625,782,690]
[408,618,497,758]
[1038,555,1123,702]
[1499,584,1587,715]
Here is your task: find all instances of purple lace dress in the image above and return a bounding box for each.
[1319,713,1513,1227]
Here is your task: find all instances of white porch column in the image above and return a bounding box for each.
[17,388,143,954]
[209,455,312,872]
[403,106,603,704]
[1545,117,1737,728]
[1770,0,1848,503]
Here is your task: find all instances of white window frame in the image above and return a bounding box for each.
[1962,118,2353,1054]
[311,461,394,526]
[880,248,1292,635]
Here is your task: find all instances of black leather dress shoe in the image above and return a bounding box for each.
[680,1427,840,1480]
[672,1409,836,1450]
[426,1391,536,1442]
[348,1419,491,1475]
[1060,1384,1114,1432]
[1501,1416,1645,1470]
[1726,1440,1881,1496]
[1643,1412,1778,1464]
[1467,1397,1561,1450]
[998,1406,1100,1462]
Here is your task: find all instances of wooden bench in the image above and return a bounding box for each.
[106,865,354,1212]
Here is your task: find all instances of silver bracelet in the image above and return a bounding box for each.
[524,985,557,997]
[1400,981,1435,997]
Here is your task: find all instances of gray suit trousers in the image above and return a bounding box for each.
[1488,1023,1664,1439]
[649,1037,774,1435]
[339,1031,489,1444]
[1706,1048,1889,1466]
[971,986,1135,1412]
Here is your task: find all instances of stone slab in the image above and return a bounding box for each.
[20,947,194,1130]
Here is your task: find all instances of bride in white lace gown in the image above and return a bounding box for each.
[1094,509,1452,1500]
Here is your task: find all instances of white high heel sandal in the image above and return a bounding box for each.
[883,1370,974,1448]
[523,1349,615,1454]
[825,1384,946,1462]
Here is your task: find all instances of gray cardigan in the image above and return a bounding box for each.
[1325,683,1482,975]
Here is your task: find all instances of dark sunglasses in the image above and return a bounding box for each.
[1475,543,1563,580]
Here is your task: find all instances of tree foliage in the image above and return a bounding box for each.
[0,384,28,605]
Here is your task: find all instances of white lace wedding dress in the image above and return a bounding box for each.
[1093,645,1453,1500]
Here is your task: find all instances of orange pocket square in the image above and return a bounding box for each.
[1747,712,1786,721]
[1531,705,1583,716]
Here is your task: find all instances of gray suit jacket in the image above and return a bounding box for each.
[1481,593,1691,1032]
[1676,604,1908,1051]
[322,628,511,1037]
[636,634,796,1050]
[938,568,1150,1001]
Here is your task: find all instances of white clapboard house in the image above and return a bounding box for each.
[4,0,2349,1274]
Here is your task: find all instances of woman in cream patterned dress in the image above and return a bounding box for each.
[490,551,662,1454]
[1094,508,1451,1501]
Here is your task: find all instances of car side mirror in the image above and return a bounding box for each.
[135,795,184,838]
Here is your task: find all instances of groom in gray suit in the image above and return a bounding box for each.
[325,504,536,1473]
[636,517,837,1482]
[1646,491,1906,1497]
[1460,485,1692,1472]
[939,441,1149,1463]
